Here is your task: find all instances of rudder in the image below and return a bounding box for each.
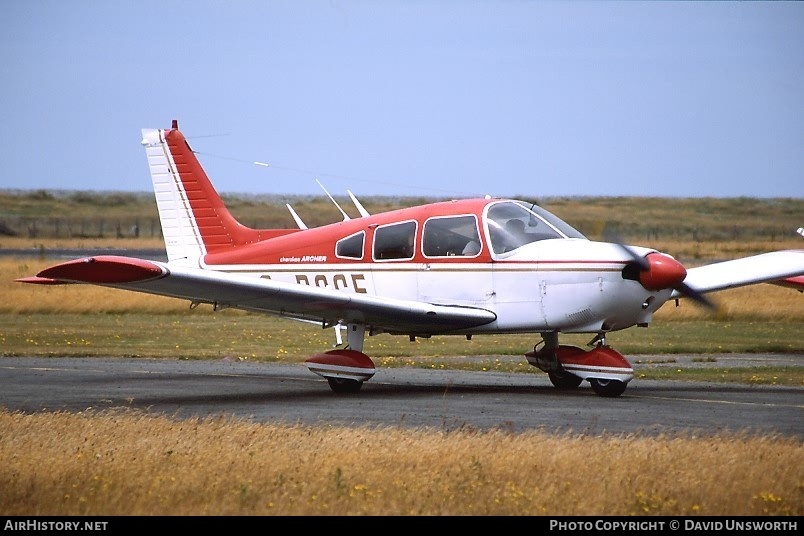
[141,120,262,264]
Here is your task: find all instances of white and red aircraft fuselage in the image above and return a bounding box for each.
[18,120,804,397]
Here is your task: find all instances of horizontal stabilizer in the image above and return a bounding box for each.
[26,256,168,285]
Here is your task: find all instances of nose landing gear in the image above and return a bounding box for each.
[526,333,633,397]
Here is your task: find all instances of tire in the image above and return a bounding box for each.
[589,378,627,398]
[327,377,363,394]
[548,370,583,389]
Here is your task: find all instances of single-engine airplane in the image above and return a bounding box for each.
[18,120,804,397]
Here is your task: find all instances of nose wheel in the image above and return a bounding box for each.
[526,337,633,397]
[589,378,628,397]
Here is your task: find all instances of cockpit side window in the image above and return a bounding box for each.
[422,215,481,257]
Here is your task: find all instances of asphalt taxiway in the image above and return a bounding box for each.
[0,356,801,437]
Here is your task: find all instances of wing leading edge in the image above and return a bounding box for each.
[18,256,497,335]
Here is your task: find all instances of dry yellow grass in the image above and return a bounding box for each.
[654,284,804,322]
[0,236,166,251]
[0,409,800,516]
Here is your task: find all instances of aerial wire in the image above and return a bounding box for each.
[192,150,488,198]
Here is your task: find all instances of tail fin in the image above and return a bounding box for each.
[141,120,284,264]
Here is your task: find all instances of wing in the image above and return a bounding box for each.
[671,250,804,297]
[18,256,496,335]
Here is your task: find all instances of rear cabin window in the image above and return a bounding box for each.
[336,232,365,260]
[373,221,416,260]
[422,215,481,257]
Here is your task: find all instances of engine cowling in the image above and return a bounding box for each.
[623,252,687,291]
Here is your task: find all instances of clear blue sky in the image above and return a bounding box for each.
[2,1,802,199]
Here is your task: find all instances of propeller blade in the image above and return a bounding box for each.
[614,241,650,271]
[674,281,718,312]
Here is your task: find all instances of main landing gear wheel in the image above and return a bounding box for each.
[327,377,363,394]
[589,378,627,398]
[306,349,375,394]
[548,369,583,389]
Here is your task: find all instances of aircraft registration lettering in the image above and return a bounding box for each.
[295,273,368,293]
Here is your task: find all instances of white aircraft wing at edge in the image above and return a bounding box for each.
[670,250,804,297]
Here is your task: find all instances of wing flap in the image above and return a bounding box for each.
[671,250,804,297]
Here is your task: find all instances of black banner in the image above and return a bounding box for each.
[1,516,800,530]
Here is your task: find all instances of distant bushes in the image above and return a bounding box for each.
[1,190,802,243]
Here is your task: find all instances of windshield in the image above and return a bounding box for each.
[515,201,586,239]
[485,201,586,254]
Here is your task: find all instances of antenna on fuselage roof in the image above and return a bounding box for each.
[348,190,370,217]
[286,204,308,229]
[316,179,350,221]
